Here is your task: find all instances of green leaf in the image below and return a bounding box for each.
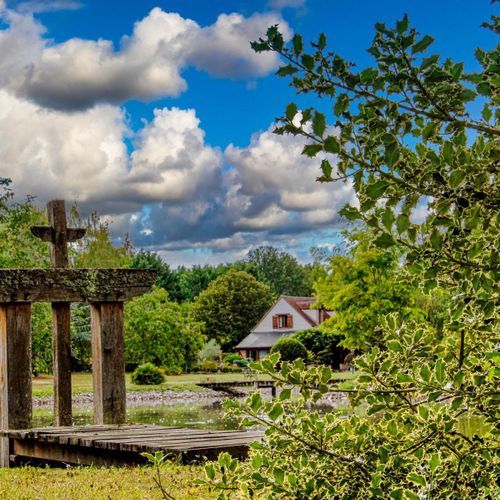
[382,208,395,230]
[285,102,298,121]
[418,405,429,421]
[408,473,426,487]
[301,54,314,71]
[429,454,440,471]
[420,363,431,382]
[276,65,299,77]
[412,35,434,54]
[449,169,466,189]
[273,468,285,485]
[318,159,333,181]
[205,463,216,480]
[366,180,390,199]
[429,229,443,251]
[385,142,400,167]
[396,214,410,233]
[374,232,396,248]
[396,14,409,34]
[292,34,303,56]
[269,403,284,420]
[324,135,340,153]
[435,360,445,383]
[339,206,361,221]
[482,103,492,122]
[302,144,323,157]
[312,111,326,138]
[317,33,327,50]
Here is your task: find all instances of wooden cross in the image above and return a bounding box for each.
[31,200,86,426]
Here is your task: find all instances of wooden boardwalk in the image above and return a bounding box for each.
[2,424,263,467]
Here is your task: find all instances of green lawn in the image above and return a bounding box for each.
[0,465,210,499]
[32,371,357,398]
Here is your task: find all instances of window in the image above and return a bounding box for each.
[272,314,293,329]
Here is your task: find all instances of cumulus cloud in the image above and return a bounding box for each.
[0,91,222,219]
[0,6,290,110]
[188,12,291,78]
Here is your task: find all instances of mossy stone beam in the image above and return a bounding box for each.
[0,269,157,303]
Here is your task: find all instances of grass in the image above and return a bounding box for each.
[0,465,211,499]
[32,371,358,398]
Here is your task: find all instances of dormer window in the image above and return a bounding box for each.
[272,314,293,329]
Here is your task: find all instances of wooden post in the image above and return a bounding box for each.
[31,200,85,427]
[91,303,126,425]
[48,201,72,427]
[0,303,32,467]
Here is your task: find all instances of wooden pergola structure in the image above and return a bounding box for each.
[0,200,156,466]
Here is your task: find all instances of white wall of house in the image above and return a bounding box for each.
[304,309,318,322]
[252,298,312,332]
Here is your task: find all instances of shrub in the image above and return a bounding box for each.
[220,362,242,373]
[293,328,347,367]
[200,360,219,372]
[222,353,249,368]
[270,337,308,362]
[163,365,183,376]
[198,339,222,362]
[131,363,165,385]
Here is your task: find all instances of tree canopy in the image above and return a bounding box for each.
[191,269,274,349]
[125,287,204,373]
[244,245,312,297]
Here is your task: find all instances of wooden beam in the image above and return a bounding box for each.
[91,303,126,425]
[52,303,72,427]
[0,303,32,466]
[0,269,156,303]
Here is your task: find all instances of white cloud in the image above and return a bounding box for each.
[188,12,292,78]
[0,91,221,218]
[0,6,290,110]
[14,1,83,14]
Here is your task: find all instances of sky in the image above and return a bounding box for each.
[0,0,497,267]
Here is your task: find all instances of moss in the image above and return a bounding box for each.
[0,464,212,499]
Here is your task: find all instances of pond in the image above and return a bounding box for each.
[33,401,242,430]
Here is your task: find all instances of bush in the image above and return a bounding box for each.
[198,339,222,362]
[293,328,347,367]
[270,337,308,362]
[163,365,183,376]
[220,362,242,373]
[200,359,219,372]
[222,353,249,368]
[131,363,165,385]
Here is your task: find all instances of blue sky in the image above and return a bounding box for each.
[0,0,497,266]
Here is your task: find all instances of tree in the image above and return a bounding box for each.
[130,250,181,300]
[191,270,274,349]
[314,230,424,350]
[125,287,204,373]
[70,209,132,269]
[206,16,499,498]
[0,180,50,268]
[244,246,312,296]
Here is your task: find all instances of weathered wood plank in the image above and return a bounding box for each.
[0,269,157,303]
[0,303,32,467]
[52,302,72,427]
[92,303,126,425]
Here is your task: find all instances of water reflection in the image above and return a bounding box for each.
[33,401,241,430]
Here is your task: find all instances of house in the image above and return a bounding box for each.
[235,296,333,361]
